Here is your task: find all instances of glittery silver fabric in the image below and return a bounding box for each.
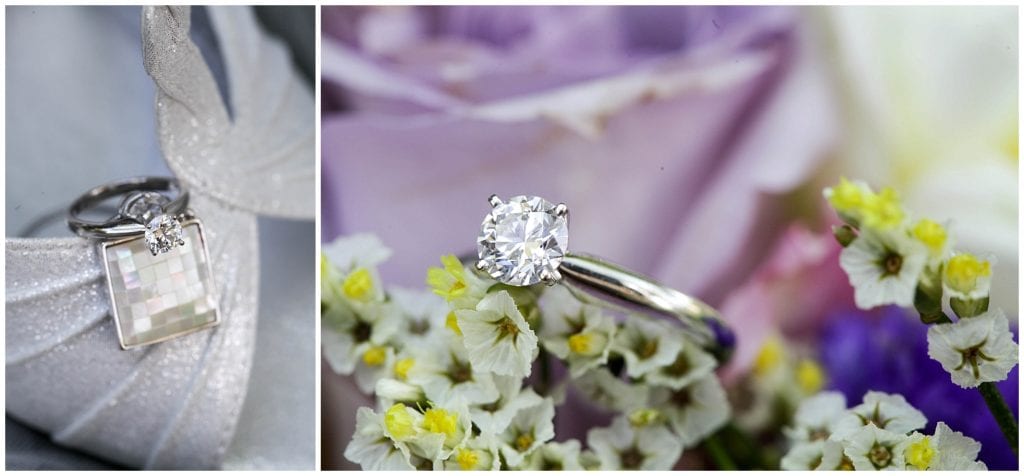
[105,222,218,349]
[6,5,313,469]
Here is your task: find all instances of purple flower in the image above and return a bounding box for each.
[320,6,839,306]
[820,306,1018,470]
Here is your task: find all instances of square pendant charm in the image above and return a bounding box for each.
[101,219,220,349]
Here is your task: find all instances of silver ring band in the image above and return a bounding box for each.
[67,176,189,239]
[558,253,735,362]
[474,194,735,363]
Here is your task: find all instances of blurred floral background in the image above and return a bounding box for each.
[320,5,1017,470]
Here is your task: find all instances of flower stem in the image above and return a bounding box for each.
[978,381,1018,456]
[703,433,738,470]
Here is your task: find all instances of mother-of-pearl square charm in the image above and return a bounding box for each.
[102,219,219,349]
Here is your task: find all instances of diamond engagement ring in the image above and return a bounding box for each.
[476,194,735,362]
[68,177,219,349]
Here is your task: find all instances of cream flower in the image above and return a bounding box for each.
[839,228,927,309]
[456,290,539,378]
[781,439,845,471]
[498,397,556,467]
[644,341,717,390]
[520,439,585,471]
[539,286,617,377]
[612,318,684,378]
[648,375,730,448]
[927,308,1018,388]
[573,368,649,413]
[586,416,682,470]
[842,423,908,471]
[469,374,543,435]
[426,254,490,310]
[786,391,847,442]
[344,407,416,470]
[322,233,392,304]
[942,252,993,300]
[898,422,987,471]
[374,378,425,406]
[406,336,499,405]
[831,391,927,440]
[443,434,501,471]
[413,401,473,463]
[322,300,400,377]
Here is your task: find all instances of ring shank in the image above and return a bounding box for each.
[67,177,189,239]
[559,253,735,362]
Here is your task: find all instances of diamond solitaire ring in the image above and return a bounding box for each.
[476,194,735,362]
[68,177,219,349]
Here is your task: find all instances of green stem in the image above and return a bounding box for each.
[978,382,1018,456]
[703,433,738,470]
[538,348,552,394]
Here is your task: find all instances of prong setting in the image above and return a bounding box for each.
[488,194,503,207]
[554,203,568,217]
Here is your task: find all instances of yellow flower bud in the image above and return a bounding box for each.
[861,187,905,230]
[754,337,784,376]
[445,311,462,336]
[362,346,387,367]
[825,177,867,215]
[394,357,415,381]
[796,359,826,395]
[568,332,607,356]
[342,267,374,301]
[384,403,416,441]
[905,436,935,470]
[422,408,458,438]
[912,219,948,257]
[944,253,992,297]
[455,447,480,470]
[427,255,469,301]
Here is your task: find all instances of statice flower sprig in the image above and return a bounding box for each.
[824,178,1018,455]
[322,234,733,470]
[781,391,987,470]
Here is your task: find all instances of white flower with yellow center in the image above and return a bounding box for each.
[586,416,682,470]
[469,374,543,435]
[781,439,845,471]
[786,391,847,442]
[843,423,908,470]
[927,308,1018,388]
[942,252,993,300]
[498,397,556,467]
[322,300,401,378]
[353,344,395,394]
[539,286,617,377]
[520,440,585,471]
[573,368,649,413]
[455,290,539,378]
[406,335,500,405]
[839,228,927,309]
[612,318,684,378]
[897,422,987,470]
[443,434,501,471]
[831,391,927,441]
[648,375,731,448]
[322,233,391,304]
[413,401,473,463]
[644,341,717,390]
[344,407,416,470]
